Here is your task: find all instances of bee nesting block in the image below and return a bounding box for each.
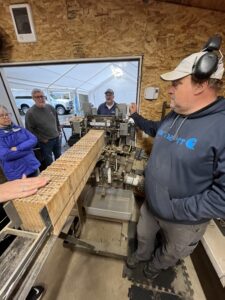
[12,130,105,235]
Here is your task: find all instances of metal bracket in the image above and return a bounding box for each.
[0,207,52,300]
[59,232,95,250]
[40,206,52,230]
[3,201,22,229]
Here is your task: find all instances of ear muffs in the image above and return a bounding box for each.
[192,52,219,80]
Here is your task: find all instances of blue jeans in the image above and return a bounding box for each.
[39,136,61,167]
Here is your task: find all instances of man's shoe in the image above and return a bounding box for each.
[26,285,45,300]
[126,252,140,269]
[143,263,160,280]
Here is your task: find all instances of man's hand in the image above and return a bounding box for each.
[129,103,137,115]
[0,176,50,202]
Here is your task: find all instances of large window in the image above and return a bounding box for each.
[1,57,142,117]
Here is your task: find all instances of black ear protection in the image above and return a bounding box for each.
[192,35,222,80]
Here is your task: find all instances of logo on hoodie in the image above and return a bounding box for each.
[157,129,198,150]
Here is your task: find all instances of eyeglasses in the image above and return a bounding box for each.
[0,113,12,119]
[34,95,47,99]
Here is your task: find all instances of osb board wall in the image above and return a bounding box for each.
[157,0,225,13]
[0,0,225,122]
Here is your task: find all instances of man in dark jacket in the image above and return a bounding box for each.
[127,44,225,279]
[97,88,117,115]
[25,89,61,168]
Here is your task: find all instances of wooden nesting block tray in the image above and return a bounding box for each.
[13,194,48,232]
[13,176,70,232]
[12,130,105,235]
[46,161,81,184]
[56,156,88,182]
[42,167,74,178]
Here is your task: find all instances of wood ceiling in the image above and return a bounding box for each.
[156,0,225,13]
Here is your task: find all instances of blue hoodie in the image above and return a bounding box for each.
[0,124,40,180]
[131,96,225,224]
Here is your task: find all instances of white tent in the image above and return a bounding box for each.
[3,60,139,110]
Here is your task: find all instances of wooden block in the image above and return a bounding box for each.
[53,151,101,235]
[13,196,46,232]
[12,130,105,235]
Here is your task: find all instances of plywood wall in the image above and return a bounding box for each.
[158,0,225,13]
[0,0,225,122]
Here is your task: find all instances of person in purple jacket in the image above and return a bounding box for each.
[0,105,40,180]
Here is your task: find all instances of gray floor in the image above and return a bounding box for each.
[35,237,206,300]
[36,239,131,300]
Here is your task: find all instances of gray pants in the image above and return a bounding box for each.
[136,201,209,271]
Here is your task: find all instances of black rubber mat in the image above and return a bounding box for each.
[128,285,183,300]
[123,258,193,299]
[123,260,180,289]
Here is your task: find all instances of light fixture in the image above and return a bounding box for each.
[111,65,123,78]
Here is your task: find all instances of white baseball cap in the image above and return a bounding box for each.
[160,51,224,81]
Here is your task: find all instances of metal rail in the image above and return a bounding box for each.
[0,205,52,300]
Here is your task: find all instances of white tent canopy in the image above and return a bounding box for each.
[3,60,139,108]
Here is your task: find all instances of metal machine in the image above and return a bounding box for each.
[62,113,148,257]
[0,205,54,299]
[3,109,225,299]
[69,113,147,196]
[0,110,148,299]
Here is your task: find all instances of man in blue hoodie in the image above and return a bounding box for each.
[127,43,225,280]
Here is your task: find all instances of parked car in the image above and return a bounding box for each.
[14,95,73,115]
